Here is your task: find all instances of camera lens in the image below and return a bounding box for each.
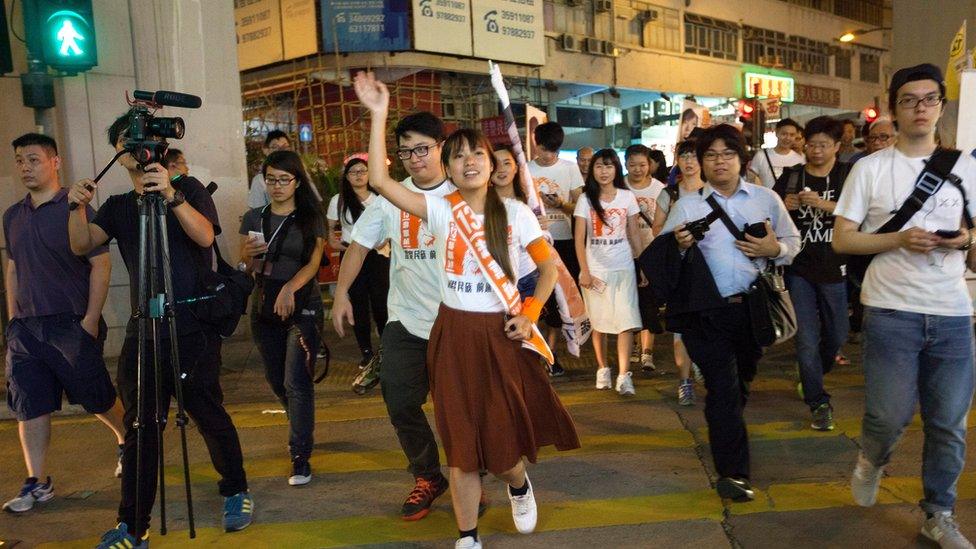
[150,117,185,139]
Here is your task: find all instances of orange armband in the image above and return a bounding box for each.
[527,239,551,263]
[521,296,543,323]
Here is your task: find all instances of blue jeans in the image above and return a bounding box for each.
[785,273,849,410]
[860,306,975,513]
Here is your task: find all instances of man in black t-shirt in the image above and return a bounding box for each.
[773,116,851,432]
[67,113,252,547]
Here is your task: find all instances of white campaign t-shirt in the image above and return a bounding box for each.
[327,192,376,244]
[834,147,976,316]
[750,148,805,189]
[528,158,585,241]
[351,177,456,339]
[425,195,545,313]
[629,178,666,246]
[574,188,640,274]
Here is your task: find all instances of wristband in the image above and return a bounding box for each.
[960,233,975,251]
[521,296,543,323]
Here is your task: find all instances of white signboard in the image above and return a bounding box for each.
[471,0,545,65]
[413,0,472,56]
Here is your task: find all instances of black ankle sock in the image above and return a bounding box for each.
[509,480,529,496]
[459,527,478,540]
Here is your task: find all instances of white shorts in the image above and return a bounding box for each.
[582,269,641,334]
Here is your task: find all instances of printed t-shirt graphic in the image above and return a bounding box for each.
[574,189,640,274]
[527,158,585,240]
[629,178,665,245]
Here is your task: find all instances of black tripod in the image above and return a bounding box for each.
[133,188,196,539]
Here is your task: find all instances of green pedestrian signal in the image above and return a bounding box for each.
[24,0,97,74]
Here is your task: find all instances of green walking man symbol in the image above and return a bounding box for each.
[56,19,84,56]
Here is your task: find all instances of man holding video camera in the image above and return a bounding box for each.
[67,112,252,547]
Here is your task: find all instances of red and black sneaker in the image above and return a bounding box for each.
[400,475,448,521]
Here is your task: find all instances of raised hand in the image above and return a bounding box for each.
[353,71,390,114]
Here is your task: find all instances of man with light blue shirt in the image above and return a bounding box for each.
[662,124,800,502]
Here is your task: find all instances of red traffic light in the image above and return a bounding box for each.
[738,100,755,115]
[863,107,879,123]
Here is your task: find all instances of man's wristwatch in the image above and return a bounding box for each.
[166,190,186,208]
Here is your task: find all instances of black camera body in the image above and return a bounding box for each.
[685,210,721,241]
[123,90,200,165]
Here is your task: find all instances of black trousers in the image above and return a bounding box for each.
[379,321,441,480]
[349,250,390,357]
[116,330,248,538]
[681,302,762,480]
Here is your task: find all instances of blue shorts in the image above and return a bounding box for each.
[5,314,116,421]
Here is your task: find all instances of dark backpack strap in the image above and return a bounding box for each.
[763,149,775,177]
[260,206,296,267]
[876,148,963,234]
[705,194,745,240]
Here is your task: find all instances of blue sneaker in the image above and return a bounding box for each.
[95,522,148,549]
[3,476,54,513]
[223,492,254,532]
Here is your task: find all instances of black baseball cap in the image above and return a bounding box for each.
[888,63,946,111]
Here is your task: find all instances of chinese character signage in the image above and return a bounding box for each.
[795,84,841,108]
[236,0,317,71]
[743,72,795,103]
[413,0,472,56]
[472,0,545,65]
[321,0,410,53]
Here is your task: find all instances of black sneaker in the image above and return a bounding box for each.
[811,403,835,431]
[288,456,311,486]
[357,351,373,370]
[548,361,565,377]
[401,475,448,521]
[716,477,754,502]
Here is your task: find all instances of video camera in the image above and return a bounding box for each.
[124,90,201,165]
[684,210,721,241]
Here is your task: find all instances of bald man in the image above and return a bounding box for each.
[576,147,594,179]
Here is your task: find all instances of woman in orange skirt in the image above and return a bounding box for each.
[355,71,580,549]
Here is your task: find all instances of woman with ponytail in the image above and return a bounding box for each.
[355,71,579,549]
[239,150,326,487]
[326,158,389,368]
[574,148,643,396]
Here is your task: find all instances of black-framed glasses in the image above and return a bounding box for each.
[896,94,943,109]
[702,150,738,162]
[264,176,296,187]
[396,142,439,160]
[347,168,368,176]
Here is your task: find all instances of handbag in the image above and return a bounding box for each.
[848,148,970,288]
[194,244,254,338]
[705,194,797,347]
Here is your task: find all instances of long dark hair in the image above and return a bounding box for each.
[262,150,325,258]
[339,157,372,223]
[649,149,669,181]
[494,145,527,203]
[441,128,515,281]
[583,148,627,224]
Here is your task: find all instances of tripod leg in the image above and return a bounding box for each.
[133,195,151,540]
[154,196,196,539]
[147,201,168,536]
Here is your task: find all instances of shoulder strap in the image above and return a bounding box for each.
[666,185,680,203]
[763,149,775,175]
[705,194,744,240]
[260,206,296,265]
[876,148,963,234]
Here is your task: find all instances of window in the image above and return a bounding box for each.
[684,13,738,61]
[614,2,681,52]
[834,50,852,79]
[778,0,883,26]
[860,53,880,83]
[743,27,829,75]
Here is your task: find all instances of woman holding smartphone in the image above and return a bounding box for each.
[574,149,643,396]
[239,150,326,487]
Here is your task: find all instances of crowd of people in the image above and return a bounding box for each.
[2,62,975,549]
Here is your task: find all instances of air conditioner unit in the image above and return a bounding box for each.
[594,0,612,13]
[560,34,581,52]
[585,37,603,55]
[637,9,658,22]
[601,40,618,57]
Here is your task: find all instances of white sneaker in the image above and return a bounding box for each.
[115,445,123,478]
[455,536,483,549]
[616,372,635,396]
[2,477,54,513]
[508,474,537,534]
[922,511,975,549]
[595,367,612,390]
[850,452,884,506]
[640,352,655,373]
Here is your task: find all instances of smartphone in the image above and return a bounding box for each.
[935,229,962,239]
[247,230,266,245]
[743,222,768,239]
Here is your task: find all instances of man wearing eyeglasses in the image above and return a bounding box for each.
[834,63,976,548]
[247,130,292,209]
[773,116,852,433]
[662,124,800,503]
[332,112,460,521]
[850,118,897,164]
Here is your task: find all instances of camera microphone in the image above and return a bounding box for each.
[133,90,202,109]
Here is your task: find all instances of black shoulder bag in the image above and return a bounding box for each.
[847,148,971,288]
[705,194,797,347]
[194,244,255,338]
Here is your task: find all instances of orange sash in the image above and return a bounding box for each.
[444,192,554,365]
